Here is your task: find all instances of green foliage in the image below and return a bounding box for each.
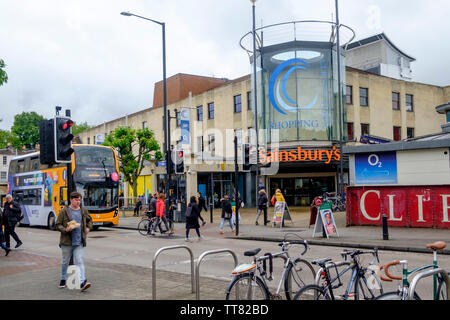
[0,129,14,149]
[72,121,91,136]
[11,111,45,149]
[103,126,163,197]
[0,59,8,86]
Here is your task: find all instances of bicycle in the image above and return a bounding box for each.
[376,241,449,300]
[137,213,158,236]
[225,235,315,300]
[293,248,383,300]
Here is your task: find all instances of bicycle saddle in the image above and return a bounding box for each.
[244,248,261,257]
[312,258,332,266]
[426,241,446,251]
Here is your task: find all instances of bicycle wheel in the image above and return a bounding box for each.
[437,272,450,300]
[225,274,270,300]
[284,258,316,300]
[354,268,384,300]
[293,284,330,300]
[137,219,152,236]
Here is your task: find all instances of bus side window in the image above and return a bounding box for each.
[60,187,68,206]
[9,160,17,174]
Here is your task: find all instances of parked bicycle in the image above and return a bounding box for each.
[293,248,383,300]
[225,235,315,300]
[376,241,449,300]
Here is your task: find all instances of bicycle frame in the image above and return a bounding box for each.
[254,251,289,296]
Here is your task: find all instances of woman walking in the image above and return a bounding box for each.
[219,195,234,234]
[151,193,170,235]
[185,196,202,241]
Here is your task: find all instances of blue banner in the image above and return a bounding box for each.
[355,152,398,185]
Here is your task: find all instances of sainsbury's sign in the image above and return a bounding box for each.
[259,146,341,164]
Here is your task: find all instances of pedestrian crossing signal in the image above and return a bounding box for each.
[175,150,185,174]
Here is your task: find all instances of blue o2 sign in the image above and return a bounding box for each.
[355,152,398,185]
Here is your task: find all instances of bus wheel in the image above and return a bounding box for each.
[48,213,56,231]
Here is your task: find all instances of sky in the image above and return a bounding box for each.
[1,0,449,131]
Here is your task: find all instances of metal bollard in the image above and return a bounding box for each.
[382,214,389,240]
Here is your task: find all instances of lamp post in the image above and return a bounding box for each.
[120,11,170,216]
[250,0,260,204]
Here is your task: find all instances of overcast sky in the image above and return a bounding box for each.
[1,0,449,131]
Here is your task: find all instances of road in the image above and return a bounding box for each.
[1,224,448,300]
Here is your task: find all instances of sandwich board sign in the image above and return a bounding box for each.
[272,201,293,228]
[312,202,339,239]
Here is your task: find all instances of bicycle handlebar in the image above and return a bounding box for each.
[377,265,393,282]
[278,240,309,256]
[340,248,380,264]
[383,260,402,280]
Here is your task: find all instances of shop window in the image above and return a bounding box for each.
[393,126,401,141]
[392,92,400,110]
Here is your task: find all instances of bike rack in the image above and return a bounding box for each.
[315,261,350,285]
[152,245,195,300]
[195,249,239,300]
[408,267,450,300]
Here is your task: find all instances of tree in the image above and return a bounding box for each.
[102,126,163,198]
[11,111,45,149]
[0,129,14,149]
[72,121,91,136]
[0,59,8,86]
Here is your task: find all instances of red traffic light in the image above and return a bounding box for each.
[178,151,184,158]
[60,120,74,131]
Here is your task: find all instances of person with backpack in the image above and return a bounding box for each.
[255,189,269,226]
[185,195,202,241]
[2,194,23,249]
[219,195,234,234]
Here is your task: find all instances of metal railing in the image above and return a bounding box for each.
[152,245,195,300]
[195,249,238,300]
[408,268,450,300]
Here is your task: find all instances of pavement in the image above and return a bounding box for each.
[117,207,450,255]
[0,207,448,302]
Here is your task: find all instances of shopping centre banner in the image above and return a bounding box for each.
[347,186,450,229]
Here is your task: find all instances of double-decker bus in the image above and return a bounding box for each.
[7,144,120,230]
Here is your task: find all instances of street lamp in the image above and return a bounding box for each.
[120,11,170,215]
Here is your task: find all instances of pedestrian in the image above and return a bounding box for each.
[196,192,207,226]
[151,193,170,235]
[134,197,142,217]
[219,195,234,234]
[2,194,23,249]
[255,189,270,226]
[0,207,11,256]
[271,188,286,206]
[55,191,93,292]
[185,196,202,241]
[148,192,158,218]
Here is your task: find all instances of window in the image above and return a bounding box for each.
[346,86,353,105]
[247,91,252,110]
[87,137,91,144]
[393,126,401,141]
[361,123,370,136]
[208,102,214,119]
[347,122,354,141]
[30,157,39,171]
[407,127,415,139]
[360,88,369,106]
[234,95,242,113]
[1,171,6,180]
[392,92,400,110]
[142,121,147,129]
[196,106,203,121]
[406,94,414,112]
[197,136,204,153]
[2,156,6,166]
[93,136,96,145]
[208,134,215,152]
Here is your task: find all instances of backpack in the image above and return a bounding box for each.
[185,205,193,218]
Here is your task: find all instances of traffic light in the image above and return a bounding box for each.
[55,117,74,163]
[175,149,185,174]
[243,144,251,171]
[39,119,55,165]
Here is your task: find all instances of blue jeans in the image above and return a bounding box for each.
[219,218,233,230]
[61,245,86,282]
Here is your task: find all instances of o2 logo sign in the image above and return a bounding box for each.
[355,152,398,185]
[368,154,383,168]
[269,58,318,115]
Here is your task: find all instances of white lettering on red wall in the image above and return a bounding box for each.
[347,186,450,229]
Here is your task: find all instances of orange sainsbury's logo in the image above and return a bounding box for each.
[259,146,341,164]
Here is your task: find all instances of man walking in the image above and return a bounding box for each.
[196,192,207,226]
[0,207,11,256]
[55,191,93,292]
[2,194,23,249]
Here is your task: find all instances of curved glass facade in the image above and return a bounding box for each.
[252,41,346,143]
